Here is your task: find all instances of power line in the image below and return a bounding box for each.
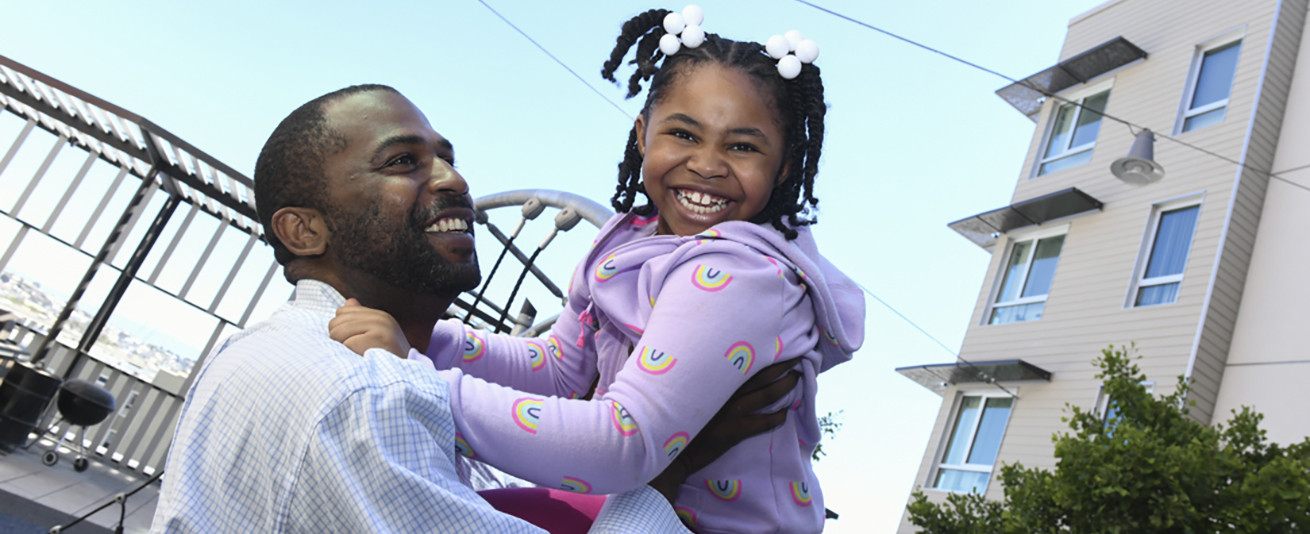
[855,281,1019,398]
[475,0,633,122]
[792,0,1309,194]
[476,0,1024,396]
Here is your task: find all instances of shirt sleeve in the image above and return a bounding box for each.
[422,261,599,399]
[442,251,788,495]
[589,486,692,534]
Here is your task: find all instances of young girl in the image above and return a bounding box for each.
[332,6,863,533]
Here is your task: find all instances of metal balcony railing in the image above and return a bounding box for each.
[0,52,608,481]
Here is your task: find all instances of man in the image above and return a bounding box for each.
[150,85,794,533]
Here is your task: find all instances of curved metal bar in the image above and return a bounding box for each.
[474,189,614,228]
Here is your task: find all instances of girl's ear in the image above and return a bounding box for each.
[634,114,648,158]
[775,161,792,186]
[272,206,329,258]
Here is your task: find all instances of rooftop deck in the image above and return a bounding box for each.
[1,431,157,533]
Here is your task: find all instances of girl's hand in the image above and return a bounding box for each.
[329,299,412,358]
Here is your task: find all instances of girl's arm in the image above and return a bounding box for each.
[443,251,792,494]
[423,261,598,399]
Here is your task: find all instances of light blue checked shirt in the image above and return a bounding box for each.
[151,279,688,533]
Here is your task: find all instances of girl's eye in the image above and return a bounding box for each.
[729,143,760,153]
[669,129,696,142]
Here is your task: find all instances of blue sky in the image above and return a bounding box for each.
[0,1,1108,530]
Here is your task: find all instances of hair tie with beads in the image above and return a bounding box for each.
[659,5,706,56]
[765,30,819,79]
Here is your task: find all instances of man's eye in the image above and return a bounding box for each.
[386,154,417,167]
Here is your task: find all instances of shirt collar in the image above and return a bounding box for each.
[292,279,348,316]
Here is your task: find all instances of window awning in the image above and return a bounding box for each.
[896,359,1052,396]
[948,187,1103,249]
[997,36,1147,121]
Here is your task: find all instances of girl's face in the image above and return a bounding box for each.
[635,63,786,236]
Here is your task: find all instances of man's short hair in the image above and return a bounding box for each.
[253,84,399,265]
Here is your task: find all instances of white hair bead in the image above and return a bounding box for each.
[659,33,682,56]
[682,4,704,26]
[681,25,705,48]
[765,35,790,59]
[777,54,802,79]
[663,12,686,35]
[784,30,804,50]
[794,39,819,63]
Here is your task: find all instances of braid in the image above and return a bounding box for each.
[628,31,666,97]
[601,9,670,83]
[600,9,828,240]
[751,63,825,240]
[601,8,672,212]
[612,128,644,213]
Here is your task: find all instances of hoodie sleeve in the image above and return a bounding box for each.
[422,261,599,400]
[440,250,790,494]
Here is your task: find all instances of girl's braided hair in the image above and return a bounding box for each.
[601,8,826,240]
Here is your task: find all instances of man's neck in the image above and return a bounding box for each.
[312,270,454,354]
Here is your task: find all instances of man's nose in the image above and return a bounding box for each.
[429,159,469,195]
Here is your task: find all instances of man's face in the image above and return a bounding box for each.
[319,90,480,296]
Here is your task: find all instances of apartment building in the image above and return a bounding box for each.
[896,0,1309,529]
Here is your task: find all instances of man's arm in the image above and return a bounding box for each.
[647,357,803,502]
[591,359,800,534]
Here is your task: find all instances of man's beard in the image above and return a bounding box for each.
[326,196,481,296]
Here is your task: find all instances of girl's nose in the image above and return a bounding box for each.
[687,147,728,179]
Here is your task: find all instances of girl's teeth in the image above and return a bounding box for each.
[676,190,728,214]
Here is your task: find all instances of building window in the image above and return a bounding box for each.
[932,393,1014,493]
[1037,89,1110,175]
[988,230,1066,325]
[1096,382,1153,436]
[1180,39,1242,133]
[1132,202,1201,307]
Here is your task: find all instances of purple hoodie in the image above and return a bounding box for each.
[427,211,864,533]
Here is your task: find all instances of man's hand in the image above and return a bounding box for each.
[648,358,803,504]
[329,298,412,358]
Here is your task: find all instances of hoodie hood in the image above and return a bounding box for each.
[707,221,866,372]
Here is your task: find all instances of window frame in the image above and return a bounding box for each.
[984,224,1069,325]
[1127,196,1203,308]
[1095,381,1154,437]
[1175,30,1244,134]
[928,390,1017,494]
[1095,381,1156,419]
[1033,80,1114,177]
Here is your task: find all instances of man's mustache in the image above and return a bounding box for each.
[413,195,475,227]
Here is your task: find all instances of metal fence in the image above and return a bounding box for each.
[0,52,609,479]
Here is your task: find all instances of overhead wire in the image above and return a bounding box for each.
[472,0,1009,395]
[477,1,1310,398]
[476,0,634,121]
[792,0,1310,194]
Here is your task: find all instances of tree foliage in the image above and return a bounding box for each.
[907,344,1310,533]
[813,410,843,462]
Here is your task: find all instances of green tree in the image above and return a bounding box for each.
[907,344,1310,533]
[813,410,843,462]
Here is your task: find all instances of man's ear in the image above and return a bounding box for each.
[271,206,329,258]
[634,114,647,158]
